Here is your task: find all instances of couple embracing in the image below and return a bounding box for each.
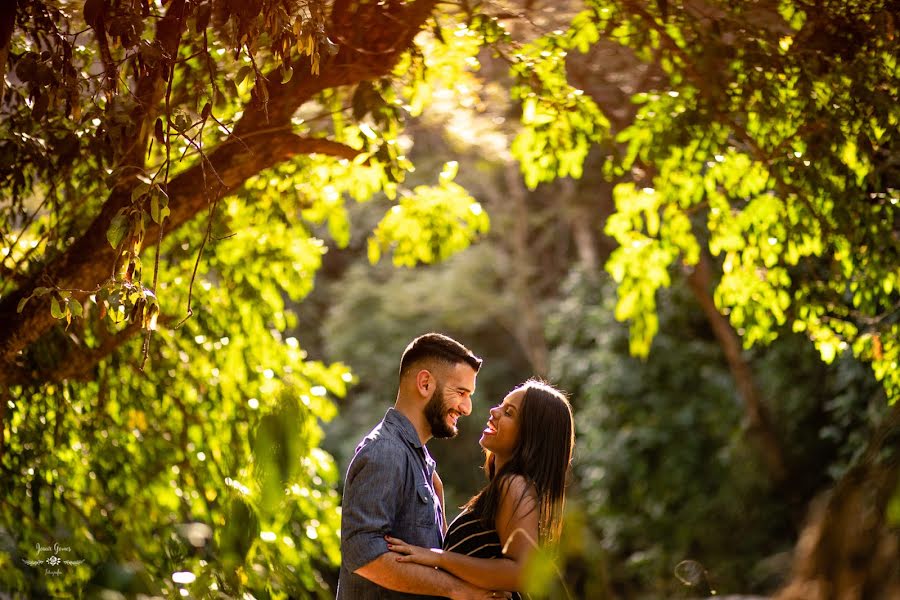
[337,333,575,599]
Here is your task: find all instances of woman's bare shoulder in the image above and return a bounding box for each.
[498,474,538,509]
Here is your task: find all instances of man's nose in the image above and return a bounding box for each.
[460,395,472,416]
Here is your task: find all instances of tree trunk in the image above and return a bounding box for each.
[502,162,551,376]
[774,403,900,600]
[0,0,16,95]
[685,252,789,483]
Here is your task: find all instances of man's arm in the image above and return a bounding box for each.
[356,552,502,600]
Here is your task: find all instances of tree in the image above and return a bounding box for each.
[0,0,494,596]
[508,0,899,596]
[546,268,890,597]
[0,0,465,381]
[3,0,897,596]
[515,0,899,403]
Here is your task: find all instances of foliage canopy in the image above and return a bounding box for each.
[549,1,898,400]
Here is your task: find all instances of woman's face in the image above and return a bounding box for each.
[479,388,524,463]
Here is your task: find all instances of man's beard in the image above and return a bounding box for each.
[424,385,458,439]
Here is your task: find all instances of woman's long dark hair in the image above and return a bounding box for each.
[464,379,575,543]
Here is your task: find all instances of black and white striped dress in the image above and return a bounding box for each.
[443,509,522,600]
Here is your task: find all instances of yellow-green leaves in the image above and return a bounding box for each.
[16,285,51,314]
[863,325,900,404]
[512,90,605,190]
[510,32,609,190]
[367,163,489,267]
[395,15,484,119]
[605,184,699,357]
[778,0,807,31]
[698,153,791,344]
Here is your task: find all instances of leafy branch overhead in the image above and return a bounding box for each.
[511,0,900,402]
[2,0,493,383]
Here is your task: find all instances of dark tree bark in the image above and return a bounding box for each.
[685,253,789,483]
[775,402,900,600]
[0,0,17,95]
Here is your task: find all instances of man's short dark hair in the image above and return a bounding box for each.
[399,333,482,378]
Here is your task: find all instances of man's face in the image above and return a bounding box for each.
[424,384,455,439]
[424,362,476,439]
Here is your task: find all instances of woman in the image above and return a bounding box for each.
[386,379,575,598]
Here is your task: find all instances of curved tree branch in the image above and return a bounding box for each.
[0,0,439,381]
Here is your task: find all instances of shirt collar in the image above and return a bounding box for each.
[384,407,425,449]
[383,408,437,476]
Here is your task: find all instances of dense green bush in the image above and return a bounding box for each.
[547,269,888,598]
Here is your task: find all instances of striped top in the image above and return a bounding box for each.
[443,508,522,600]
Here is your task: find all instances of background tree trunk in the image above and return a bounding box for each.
[685,253,789,484]
[775,403,900,600]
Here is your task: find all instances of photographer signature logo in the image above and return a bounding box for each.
[23,543,85,577]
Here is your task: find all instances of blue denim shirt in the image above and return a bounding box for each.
[337,408,444,599]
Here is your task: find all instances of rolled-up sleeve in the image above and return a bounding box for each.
[341,440,408,573]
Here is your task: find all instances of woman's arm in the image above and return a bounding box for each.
[388,475,540,592]
[387,541,521,591]
[494,475,540,567]
[356,553,511,600]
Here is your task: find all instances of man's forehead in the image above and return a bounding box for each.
[438,361,477,388]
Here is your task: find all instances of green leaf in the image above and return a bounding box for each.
[150,194,161,223]
[50,296,64,319]
[131,182,151,202]
[438,161,459,184]
[68,298,83,318]
[107,211,129,248]
[155,186,169,207]
[236,65,253,86]
[172,111,191,133]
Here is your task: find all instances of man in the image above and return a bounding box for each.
[338,333,508,599]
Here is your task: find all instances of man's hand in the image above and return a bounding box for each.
[386,535,443,568]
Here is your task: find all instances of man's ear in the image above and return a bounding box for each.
[415,369,433,397]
